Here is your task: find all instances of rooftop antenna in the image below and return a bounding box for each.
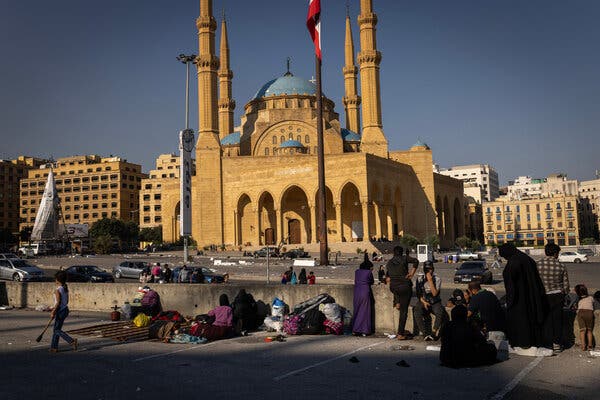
[346,0,350,17]
[221,8,226,21]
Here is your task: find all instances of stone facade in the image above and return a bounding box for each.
[148,0,464,250]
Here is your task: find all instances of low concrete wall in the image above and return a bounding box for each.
[3,282,598,344]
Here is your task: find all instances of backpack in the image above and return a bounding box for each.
[300,308,325,335]
[133,313,151,328]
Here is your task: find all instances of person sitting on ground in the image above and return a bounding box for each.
[140,286,162,317]
[575,284,596,351]
[440,305,497,369]
[162,264,172,283]
[178,265,190,283]
[232,289,258,333]
[308,271,316,285]
[289,266,298,285]
[151,263,162,281]
[467,281,506,334]
[298,268,308,284]
[446,288,468,309]
[413,261,447,340]
[191,294,234,341]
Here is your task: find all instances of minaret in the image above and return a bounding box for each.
[218,15,235,139]
[196,0,221,148]
[193,0,224,246]
[357,0,388,157]
[343,11,361,134]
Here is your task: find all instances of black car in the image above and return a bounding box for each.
[253,247,280,258]
[64,265,115,283]
[281,248,310,259]
[171,266,225,283]
[453,261,493,284]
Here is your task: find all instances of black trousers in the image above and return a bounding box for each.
[413,301,448,336]
[390,283,412,334]
[544,293,565,345]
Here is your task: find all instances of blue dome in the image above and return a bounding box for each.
[412,139,430,149]
[341,128,361,142]
[254,73,317,99]
[280,139,304,148]
[220,132,240,146]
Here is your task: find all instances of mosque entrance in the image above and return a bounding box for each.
[288,219,301,244]
[265,228,275,245]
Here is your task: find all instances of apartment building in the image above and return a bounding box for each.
[19,155,147,232]
[483,195,580,246]
[578,178,600,240]
[0,156,48,233]
[139,154,196,243]
[506,174,578,200]
[436,164,499,202]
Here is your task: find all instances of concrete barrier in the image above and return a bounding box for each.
[3,281,598,344]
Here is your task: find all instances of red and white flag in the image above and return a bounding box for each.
[306,0,321,60]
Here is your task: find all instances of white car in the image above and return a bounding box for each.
[457,251,481,261]
[558,251,588,263]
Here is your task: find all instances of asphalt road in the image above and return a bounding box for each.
[1,309,599,400]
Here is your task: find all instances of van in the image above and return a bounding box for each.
[18,243,49,257]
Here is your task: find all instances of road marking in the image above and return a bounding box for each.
[272,340,385,382]
[132,341,219,362]
[489,356,543,400]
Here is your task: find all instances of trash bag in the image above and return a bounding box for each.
[133,313,151,328]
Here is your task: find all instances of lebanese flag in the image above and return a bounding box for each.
[306,0,321,60]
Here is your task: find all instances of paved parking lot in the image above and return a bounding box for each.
[1,309,599,400]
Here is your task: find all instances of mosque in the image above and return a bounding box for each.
[148,0,465,250]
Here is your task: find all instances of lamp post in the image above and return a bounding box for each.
[177,53,196,264]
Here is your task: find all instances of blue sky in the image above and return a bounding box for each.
[1,0,598,184]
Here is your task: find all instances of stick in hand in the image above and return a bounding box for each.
[36,317,54,342]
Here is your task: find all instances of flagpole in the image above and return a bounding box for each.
[315,55,328,265]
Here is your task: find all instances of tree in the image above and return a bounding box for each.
[0,228,17,250]
[470,240,482,251]
[90,218,139,252]
[139,226,163,243]
[455,235,472,250]
[581,237,597,245]
[93,234,113,254]
[399,234,419,250]
[423,234,440,250]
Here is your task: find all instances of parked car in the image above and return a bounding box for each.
[112,261,150,279]
[576,248,595,257]
[64,265,115,283]
[453,261,493,284]
[558,252,588,263]
[0,253,21,261]
[0,258,45,281]
[457,251,482,261]
[281,248,310,259]
[171,266,225,283]
[253,246,280,258]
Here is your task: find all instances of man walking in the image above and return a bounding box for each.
[537,243,569,353]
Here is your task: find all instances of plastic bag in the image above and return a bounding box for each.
[121,303,132,320]
[133,313,151,328]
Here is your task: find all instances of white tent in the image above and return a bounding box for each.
[30,170,61,242]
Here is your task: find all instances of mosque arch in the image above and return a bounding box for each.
[258,191,277,245]
[236,194,254,246]
[393,187,403,239]
[453,197,462,241]
[252,120,315,156]
[368,182,382,240]
[341,182,363,242]
[313,186,336,239]
[280,185,310,244]
[443,196,450,242]
[170,201,181,243]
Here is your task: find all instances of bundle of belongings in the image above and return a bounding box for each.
[147,310,186,341]
[282,293,347,336]
[264,298,287,332]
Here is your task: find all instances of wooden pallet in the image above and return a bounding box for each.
[67,321,150,342]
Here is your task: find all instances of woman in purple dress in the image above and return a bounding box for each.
[352,253,375,336]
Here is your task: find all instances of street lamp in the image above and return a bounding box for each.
[177,53,196,264]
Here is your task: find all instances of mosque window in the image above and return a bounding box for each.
[272,136,277,144]
[265,148,269,156]
[305,135,310,143]
[289,133,293,140]
[297,135,301,142]
[273,147,277,154]
[280,136,285,143]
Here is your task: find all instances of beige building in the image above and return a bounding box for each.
[19,155,147,232]
[0,156,48,233]
[149,0,465,249]
[578,178,600,240]
[140,154,195,242]
[506,173,578,200]
[436,164,499,202]
[483,195,581,247]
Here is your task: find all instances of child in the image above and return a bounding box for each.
[308,271,316,285]
[50,271,77,353]
[575,284,595,351]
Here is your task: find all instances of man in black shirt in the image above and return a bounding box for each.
[386,245,418,339]
[467,281,506,333]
